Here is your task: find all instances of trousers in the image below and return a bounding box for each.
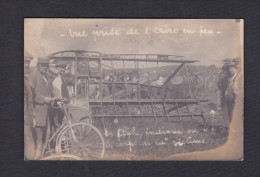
[24,124,35,160]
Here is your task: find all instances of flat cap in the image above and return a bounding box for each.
[38,57,50,64]
[49,59,68,67]
[225,62,236,68]
[24,51,33,60]
[54,63,68,68]
[222,58,232,63]
[232,57,241,64]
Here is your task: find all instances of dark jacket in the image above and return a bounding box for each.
[24,75,34,126]
[29,69,53,126]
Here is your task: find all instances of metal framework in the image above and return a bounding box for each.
[48,50,208,124]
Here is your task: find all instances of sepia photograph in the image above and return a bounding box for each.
[24,19,244,160]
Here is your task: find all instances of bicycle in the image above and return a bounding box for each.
[43,98,105,160]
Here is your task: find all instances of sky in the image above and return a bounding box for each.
[24,19,243,67]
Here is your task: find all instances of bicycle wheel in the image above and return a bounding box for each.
[56,123,105,160]
[69,107,92,124]
[40,154,82,160]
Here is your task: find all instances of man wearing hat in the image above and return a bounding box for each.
[24,51,35,160]
[223,61,241,124]
[29,57,56,159]
[48,60,70,99]
[218,58,233,109]
[232,57,241,70]
[47,59,70,139]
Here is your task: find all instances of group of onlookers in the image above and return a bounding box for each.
[24,51,69,160]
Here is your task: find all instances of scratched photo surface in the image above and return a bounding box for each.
[24,19,243,160]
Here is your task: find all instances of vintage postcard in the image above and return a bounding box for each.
[24,19,243,160]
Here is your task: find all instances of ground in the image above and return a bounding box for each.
[91,103,229,160]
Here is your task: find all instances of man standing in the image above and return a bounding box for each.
[218,59,232,109]
[29,57,56,159]
[24,51,35,160]
[47,61,70,138]
[224,62,241,124]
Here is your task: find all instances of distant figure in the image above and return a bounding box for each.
[91,86,100,99]
[151,76,166,86]
[104,74,112,82]
[102,74,111,96]
[164,76,185,99]
[191,73,200,98]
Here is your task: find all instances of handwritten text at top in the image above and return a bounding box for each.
[66,26,221,39]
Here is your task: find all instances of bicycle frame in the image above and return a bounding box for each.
[44,101,76,154]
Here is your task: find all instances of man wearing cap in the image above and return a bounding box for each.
[24,51,35,160]
[47,60,70,139]
[29,57,56,159]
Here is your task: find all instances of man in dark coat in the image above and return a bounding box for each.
[224,62,241,124]
[29,57,56,159]
[24,51,35,160]
[218,58,242,127]
[218,59,232,108]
